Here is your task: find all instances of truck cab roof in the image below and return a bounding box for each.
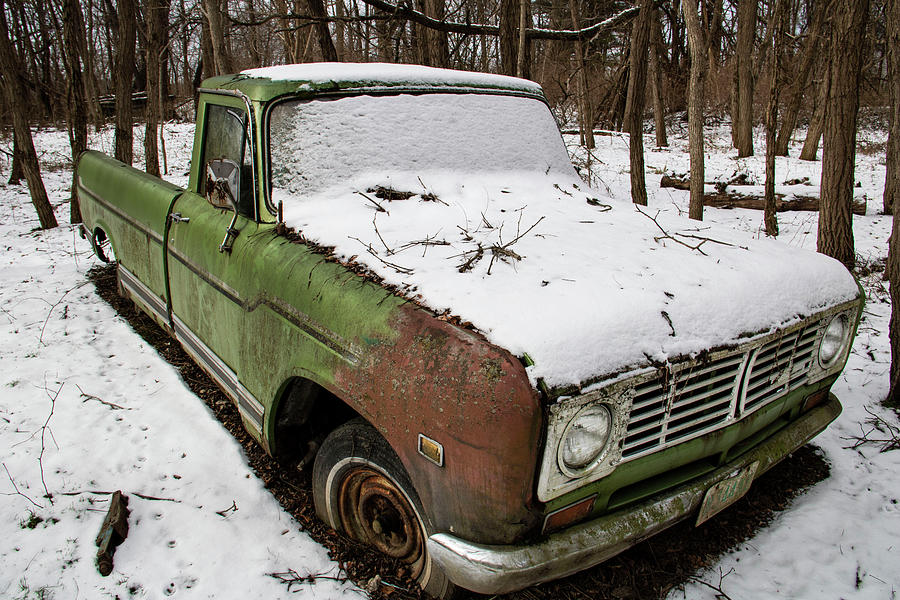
[200,62,546,104]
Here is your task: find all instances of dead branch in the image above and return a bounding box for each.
[396,234,450,256]
[39,381,63,503]
[661,310,676,336]
[456,244,484,273]
[417,177,448,205]
[215,500,238,517]
[268,569,347,592]
[635,205,744,256]
[355,191,388,213]
[39,281,89,345]
[587,197,613,211]
[843,408,900,453]
[680,567,735,600]
[2,462,43,509]
[358,0,637,40]
[371,214,392,255]
[58,489,179,502]
[75,384,126,410]
[456,214,544,273]
[350,237,414,275]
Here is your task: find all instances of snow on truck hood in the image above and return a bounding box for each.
[270,93,859,389]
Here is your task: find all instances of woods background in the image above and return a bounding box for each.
[2,0,900,404]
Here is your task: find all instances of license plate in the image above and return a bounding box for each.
[696,461,760,526]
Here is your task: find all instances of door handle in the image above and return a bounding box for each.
[169,212,190,223]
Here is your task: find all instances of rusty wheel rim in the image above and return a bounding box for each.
[337,466,425,577]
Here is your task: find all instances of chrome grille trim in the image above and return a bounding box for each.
[622,352,745,460]
[621,316,830,462]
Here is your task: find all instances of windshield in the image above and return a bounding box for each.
[268,92,575,200]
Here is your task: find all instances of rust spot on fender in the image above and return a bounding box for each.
[334,303,544,544]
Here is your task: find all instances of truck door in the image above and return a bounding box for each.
[165,97,266,434]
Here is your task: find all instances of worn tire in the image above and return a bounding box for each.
[312,418,458,600]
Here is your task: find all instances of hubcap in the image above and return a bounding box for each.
[337,467,425,577]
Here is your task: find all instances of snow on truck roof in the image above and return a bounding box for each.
[201,63,545,101]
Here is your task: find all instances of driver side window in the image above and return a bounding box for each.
[201,104,254,219]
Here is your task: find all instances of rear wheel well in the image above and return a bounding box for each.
[271,377,359,466]
[91,227,113,263]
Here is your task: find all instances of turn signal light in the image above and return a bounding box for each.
[542,495,597,534]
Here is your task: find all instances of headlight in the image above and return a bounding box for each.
[818,313,849,367]
[559,404,612,476]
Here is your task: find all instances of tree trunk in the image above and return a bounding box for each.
[763,0,786,237]
[63,0,89,224]
[415,0,450,67]
[144,0,169,177]
[733,0,757,157]
[0,1,57,229]
[888,0,900,406]
[115,0,137,165]
[775,2,821,156]
[682,0,707,221]
[886,1,899,216]
[649,6,667,147]
[625,0,652,205]
[800,45,830,161]
[818,0,869,271]
[500,0,530,78]
[307,0,338,61]
[708,0,723,69]
[568,0,593,148]
[203,0,233,74]
[8,131,23,185]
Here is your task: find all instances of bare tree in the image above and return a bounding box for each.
[888,0,900,407]
[144,0,169,177]
[774,1,821,156]
[818,0,869,270]
[649,6,667,147]
[763,0,786,237]
[887,0,899,216]
[682,0,708,221]
[800,42,830,161]
[308,0,339,61]
[624,0,652,205]
[202,0,234,74]
[62,0,89,224]
[0,0,57,229]
[115,0,137,165]
[732,0,757,157]
[568,0,593,148]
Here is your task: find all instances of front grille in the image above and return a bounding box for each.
[621,319,824,462]
[623,354,744,459]
[741,321,822,413]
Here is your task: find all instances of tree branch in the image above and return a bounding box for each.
[356,0,638,41]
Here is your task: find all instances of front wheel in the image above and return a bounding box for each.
[312,419,457,599]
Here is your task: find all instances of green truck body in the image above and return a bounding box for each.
[77,64,862,598]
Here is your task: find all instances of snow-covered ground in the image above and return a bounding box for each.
[1,116,897,600]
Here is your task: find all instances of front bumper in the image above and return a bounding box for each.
[427,394,841,594]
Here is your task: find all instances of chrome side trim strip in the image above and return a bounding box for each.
[172,314,265,434]
[118,265,168,324]
[166,244,361,364]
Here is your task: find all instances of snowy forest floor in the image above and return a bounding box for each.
[1,117,898,600]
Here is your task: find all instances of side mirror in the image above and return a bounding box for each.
[205,159,241,253]
[206,158,240,210]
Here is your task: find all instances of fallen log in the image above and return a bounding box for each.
[95,490,130,576]
[703,192,867,216]
[660,174,691,190]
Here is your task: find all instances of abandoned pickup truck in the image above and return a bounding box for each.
[77,63,862,598]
